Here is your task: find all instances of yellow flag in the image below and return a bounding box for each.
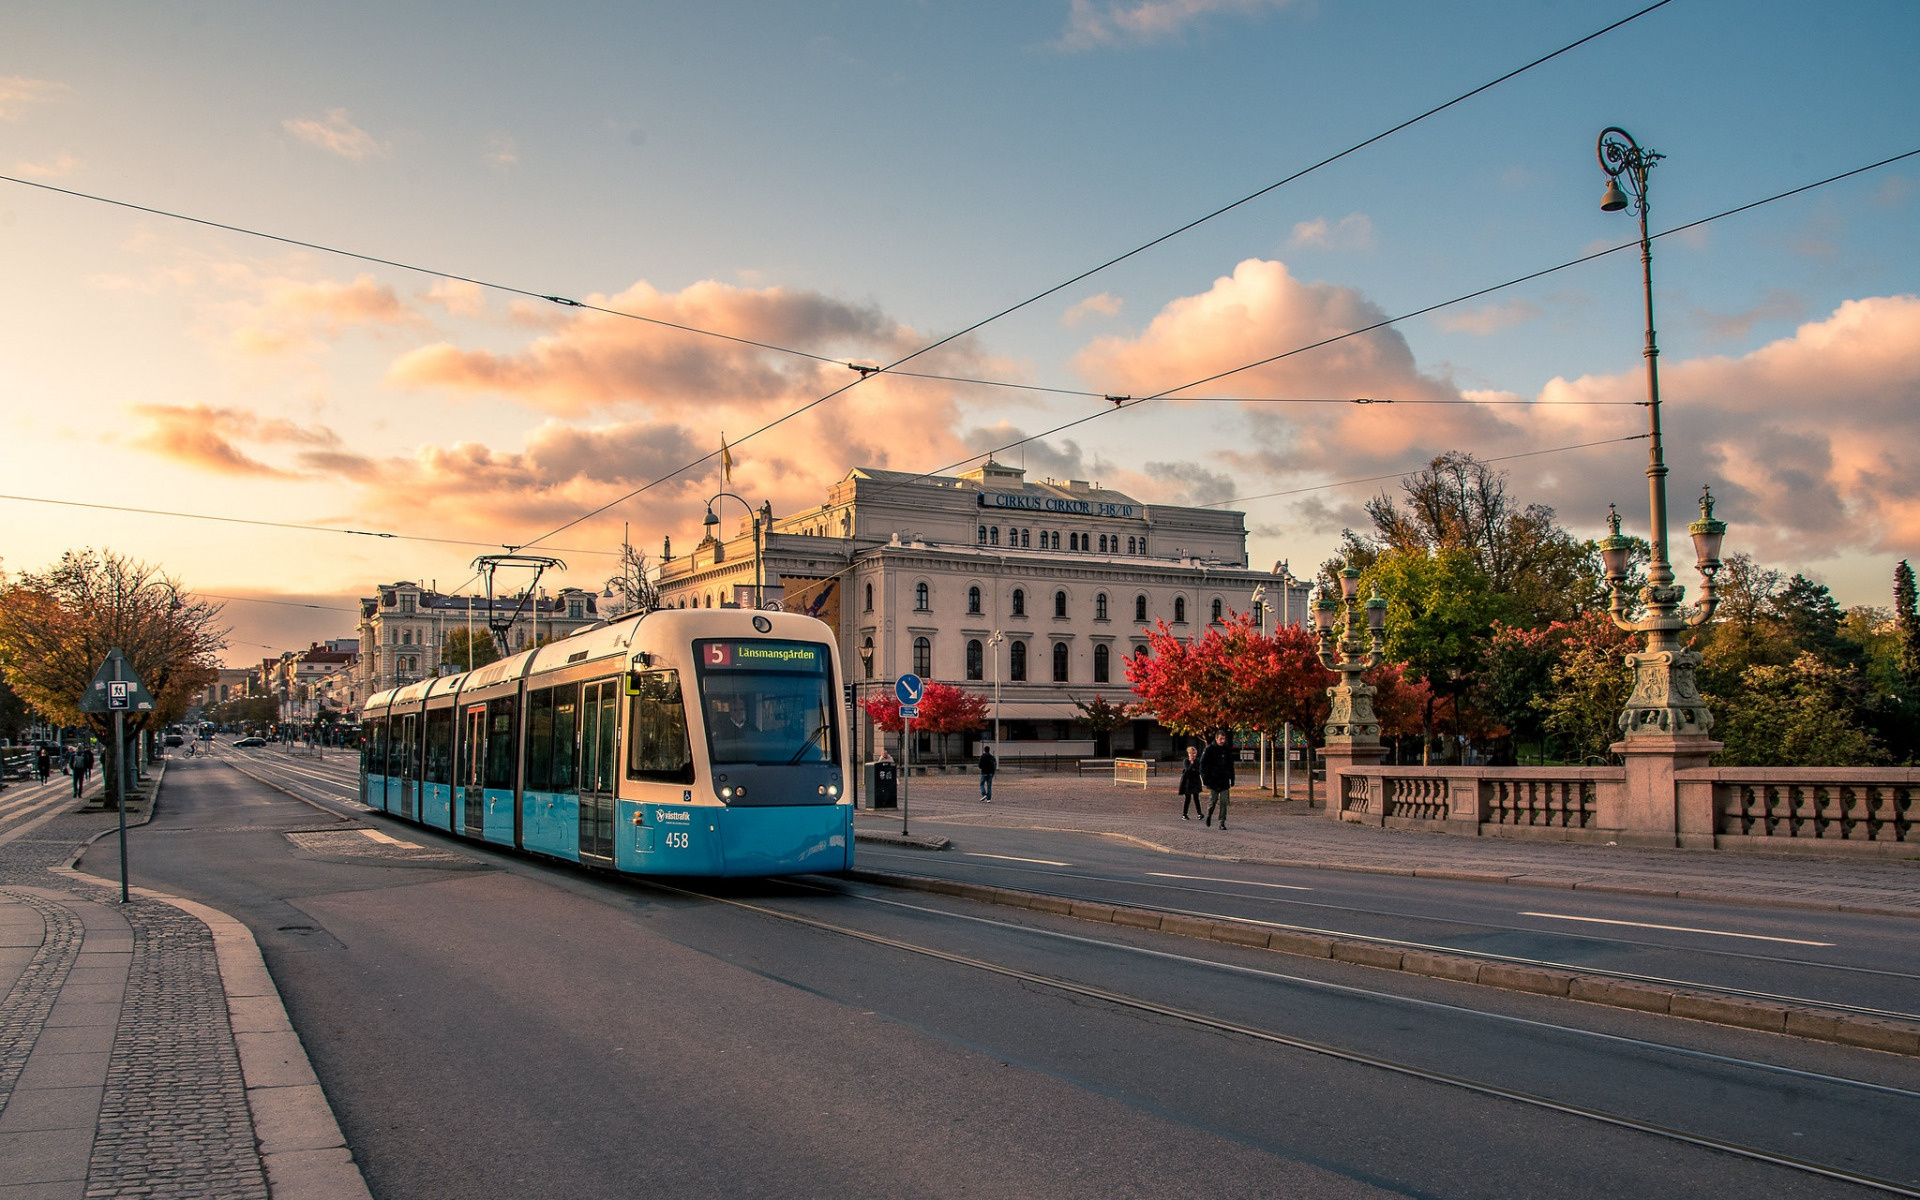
[720,434,734,483]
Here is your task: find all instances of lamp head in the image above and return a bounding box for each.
[1597,504,1633,584]
[1312,591,1339,634]
[1600,177,1630,213]
[1688,486,1727,576]
[702,505,719,531]
[1364,589,1387,634]
[1338,566,1361,602]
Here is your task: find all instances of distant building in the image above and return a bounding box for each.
[355,581,601,694]
[191,667,257,713]
[654,462,1311,760]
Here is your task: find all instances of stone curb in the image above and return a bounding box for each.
[845,868,1920,1059]
[59,755,375,1200]
[855,830,952,852]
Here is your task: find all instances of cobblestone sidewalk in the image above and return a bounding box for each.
[0,767,369,1200]
[860,771,1920,918]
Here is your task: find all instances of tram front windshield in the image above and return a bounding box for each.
[694,640,836,765]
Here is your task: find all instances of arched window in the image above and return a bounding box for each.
[968,586,982,615]
[1052,642,1069,682]
[1253,601,1265,628]
[1211,597,1223,623]
[1135,594,1148,622]
[864,582,874,612]
[1054,590,1068,618]
[1137,537,1147,555]
[913,637,932,677]
[1128,536,1137,553]
[1010,640,1028,682]
[915,582,930,611]
[1094,644,1110,683]
[1134,644,1149,659]
[1095,593,1109,620]
[1098,535,1107,553]
[1051,531,1061,549]
[1174,596,1187,623]
[1011,588,1026,617]
[978,524,987,544]
[990,527,1000,546]
[1021,529,1031,548]
[862,637,874,679]
[966,639,984,680]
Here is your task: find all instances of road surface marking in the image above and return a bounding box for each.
[1520,912,1833,946]
[361,828,421,849]
[965,852,1070,866]
[1148,872,1312,891]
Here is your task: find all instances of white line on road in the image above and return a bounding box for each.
[1519,912,1834,946]
[964,852,1071,866]
[361,828,421,848]
[1147,872,1313,891]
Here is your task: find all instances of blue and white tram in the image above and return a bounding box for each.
[359,608,852,876]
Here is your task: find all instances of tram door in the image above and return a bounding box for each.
[577,679,619,861]
[399,714,418,820]
[462,704,487,836]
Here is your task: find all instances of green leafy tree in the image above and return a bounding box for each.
[441,627,501,672]
[1714,653,1885,766]
[1364,547,1516,762]
[1072,694,1132,758]
[1479,622,1559,764]
[1897,560,1920,684]
[1537,612,1636,763]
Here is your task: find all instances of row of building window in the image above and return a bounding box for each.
[877,582,1235,626]
[867,636,1145,684]
[977,526,1148,555]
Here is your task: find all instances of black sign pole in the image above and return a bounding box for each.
[113,658,129,904]
[901,716,911,837]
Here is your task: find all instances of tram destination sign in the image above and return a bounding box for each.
[699,640,827,671]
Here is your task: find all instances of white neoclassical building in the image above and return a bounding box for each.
[354,581,603,694]
[654,462,1311,760]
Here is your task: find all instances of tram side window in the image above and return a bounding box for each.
[627,671,694,783]
[485,697,516,790]
[425,708,454,786]
[551,689,579,793]
[364,718,384,774]
[526,689,554,791]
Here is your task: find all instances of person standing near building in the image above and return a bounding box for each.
[1199,730,1235,829]
[1177,745,1204,820]
[978,745,997,803]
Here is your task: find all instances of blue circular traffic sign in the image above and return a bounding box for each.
[894,673,924,705]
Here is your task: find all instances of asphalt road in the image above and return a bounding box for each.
[85,747,1920,1199]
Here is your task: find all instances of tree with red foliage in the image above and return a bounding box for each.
[863,681,988,765]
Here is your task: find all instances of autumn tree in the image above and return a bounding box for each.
[0,550,224,805]
[863,682,988,765]
[1535,611,1636,763]
[1072,694,1132,757]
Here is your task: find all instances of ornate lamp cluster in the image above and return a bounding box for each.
[1594,126,1730,742]
[1312,566,1388,744]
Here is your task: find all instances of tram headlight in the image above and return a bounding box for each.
[826,783,840,797]
[721,786,734,799]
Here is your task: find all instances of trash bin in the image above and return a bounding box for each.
[866,759,898,809]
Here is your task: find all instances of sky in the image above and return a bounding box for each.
[3,0,1917,665]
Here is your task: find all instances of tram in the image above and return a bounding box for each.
[359,607,851,876]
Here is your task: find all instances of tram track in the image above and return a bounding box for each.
[857,849,1920,1026]
[644,872,1920,1198]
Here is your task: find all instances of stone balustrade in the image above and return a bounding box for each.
[1331,759,1918,854]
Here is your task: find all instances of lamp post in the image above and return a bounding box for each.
[1594,127,1728,745]
[703,491,763,609]
[987,630,1005,746]
[1250,584,1268,789]
[1312,566,1388,815]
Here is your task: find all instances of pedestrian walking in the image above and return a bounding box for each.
[35,745,52,784]
[72,746,94,798]
[978,745,997,802]
[1177,745,1205,820]
[1199,731,1236,829]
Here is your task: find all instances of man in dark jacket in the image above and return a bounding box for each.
[978,746,997,802]
[1199,731,1236,828]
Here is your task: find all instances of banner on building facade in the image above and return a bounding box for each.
[778,576,841,631]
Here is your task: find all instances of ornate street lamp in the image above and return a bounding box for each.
[1595,127,1728,741]
[704,491,764,608]
[1313,567,1388,746]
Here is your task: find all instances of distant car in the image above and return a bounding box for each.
[163,734,184,747]
[233,736,267,748]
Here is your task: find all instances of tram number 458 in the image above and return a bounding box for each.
[664,831,690,849]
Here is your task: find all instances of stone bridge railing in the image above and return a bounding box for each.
[1332,761,1917,853]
